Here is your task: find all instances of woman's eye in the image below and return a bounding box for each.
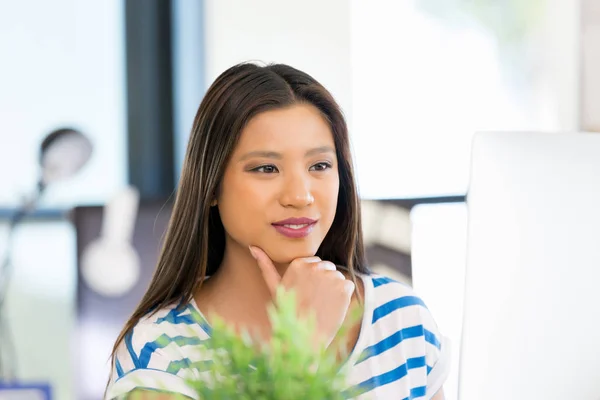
[253,165,279,173]
[310,162,332,172]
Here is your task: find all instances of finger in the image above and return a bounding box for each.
[288,256,321,272]
[343,279,356,296]
[315,261,337,272]
[322,270,346,280]
[249,246,281,297]
[294,256,321,264]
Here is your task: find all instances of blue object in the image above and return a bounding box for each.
[0,382,51,399]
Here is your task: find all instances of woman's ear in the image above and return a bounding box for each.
[211,198,218,207]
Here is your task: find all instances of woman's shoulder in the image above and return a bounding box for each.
[107,302,211,399]
[360,273,441,339]
[352,273,451,397]
[114,301,211,374]
[129,301,211,345]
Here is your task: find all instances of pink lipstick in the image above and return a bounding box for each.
[272,217,317,238]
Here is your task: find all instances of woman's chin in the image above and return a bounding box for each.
[263,245,320,264]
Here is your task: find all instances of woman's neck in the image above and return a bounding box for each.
[194,241,286,339]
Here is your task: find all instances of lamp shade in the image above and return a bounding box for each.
[39,128,93,186]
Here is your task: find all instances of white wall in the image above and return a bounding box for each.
[350,0,579,199]
[203,0,353,132]
[534,0,580,130]
[0,0,127,208]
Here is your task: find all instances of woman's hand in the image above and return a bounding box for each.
[249,246,355,350]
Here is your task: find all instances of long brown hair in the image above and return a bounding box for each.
[109,62,368,367]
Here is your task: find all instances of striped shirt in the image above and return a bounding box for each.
[106,274,450,399]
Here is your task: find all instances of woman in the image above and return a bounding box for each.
[105,62,449,399]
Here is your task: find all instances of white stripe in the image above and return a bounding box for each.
[371,277,416,305]
[175,323,208,340]
[137,323,209,344]
[351,341,429,387]
[372,305,427,336]
[129,322,209,358]
[106,369,199,400]
[418,304,442,336]
[114,342,136,374]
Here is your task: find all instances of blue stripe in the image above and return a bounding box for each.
[372,276,397,288]
[115,357,124,378]
[424,329,441,350]
[155,304,212,334]
[372,296,427,324]
[357,325,425,364]
[156,308,195,326]
[344,357,427,398]
[406,356,426,369]
[166,358,213,375]
[124,330,141,368]
[138,334,205,368]
[186,304,212,335]
[403,385,427,400]
[427,365,433,375]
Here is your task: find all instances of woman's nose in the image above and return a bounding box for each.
[279,173,314,208]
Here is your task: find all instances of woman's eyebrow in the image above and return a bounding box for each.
[239,150,282,161]
[239,146,335,162]
[305,146,335,157]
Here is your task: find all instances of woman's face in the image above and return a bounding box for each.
[217,103,339,264]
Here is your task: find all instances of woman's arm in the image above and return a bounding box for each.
[431,388,445,400]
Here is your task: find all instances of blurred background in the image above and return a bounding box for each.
[0,0,595,399]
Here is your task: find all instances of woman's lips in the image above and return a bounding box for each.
[272,217,318,238]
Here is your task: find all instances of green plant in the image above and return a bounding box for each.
[187,287,361,400]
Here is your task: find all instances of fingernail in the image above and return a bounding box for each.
[248,246,257,259]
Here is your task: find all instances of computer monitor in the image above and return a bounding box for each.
[459,132,600,399]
